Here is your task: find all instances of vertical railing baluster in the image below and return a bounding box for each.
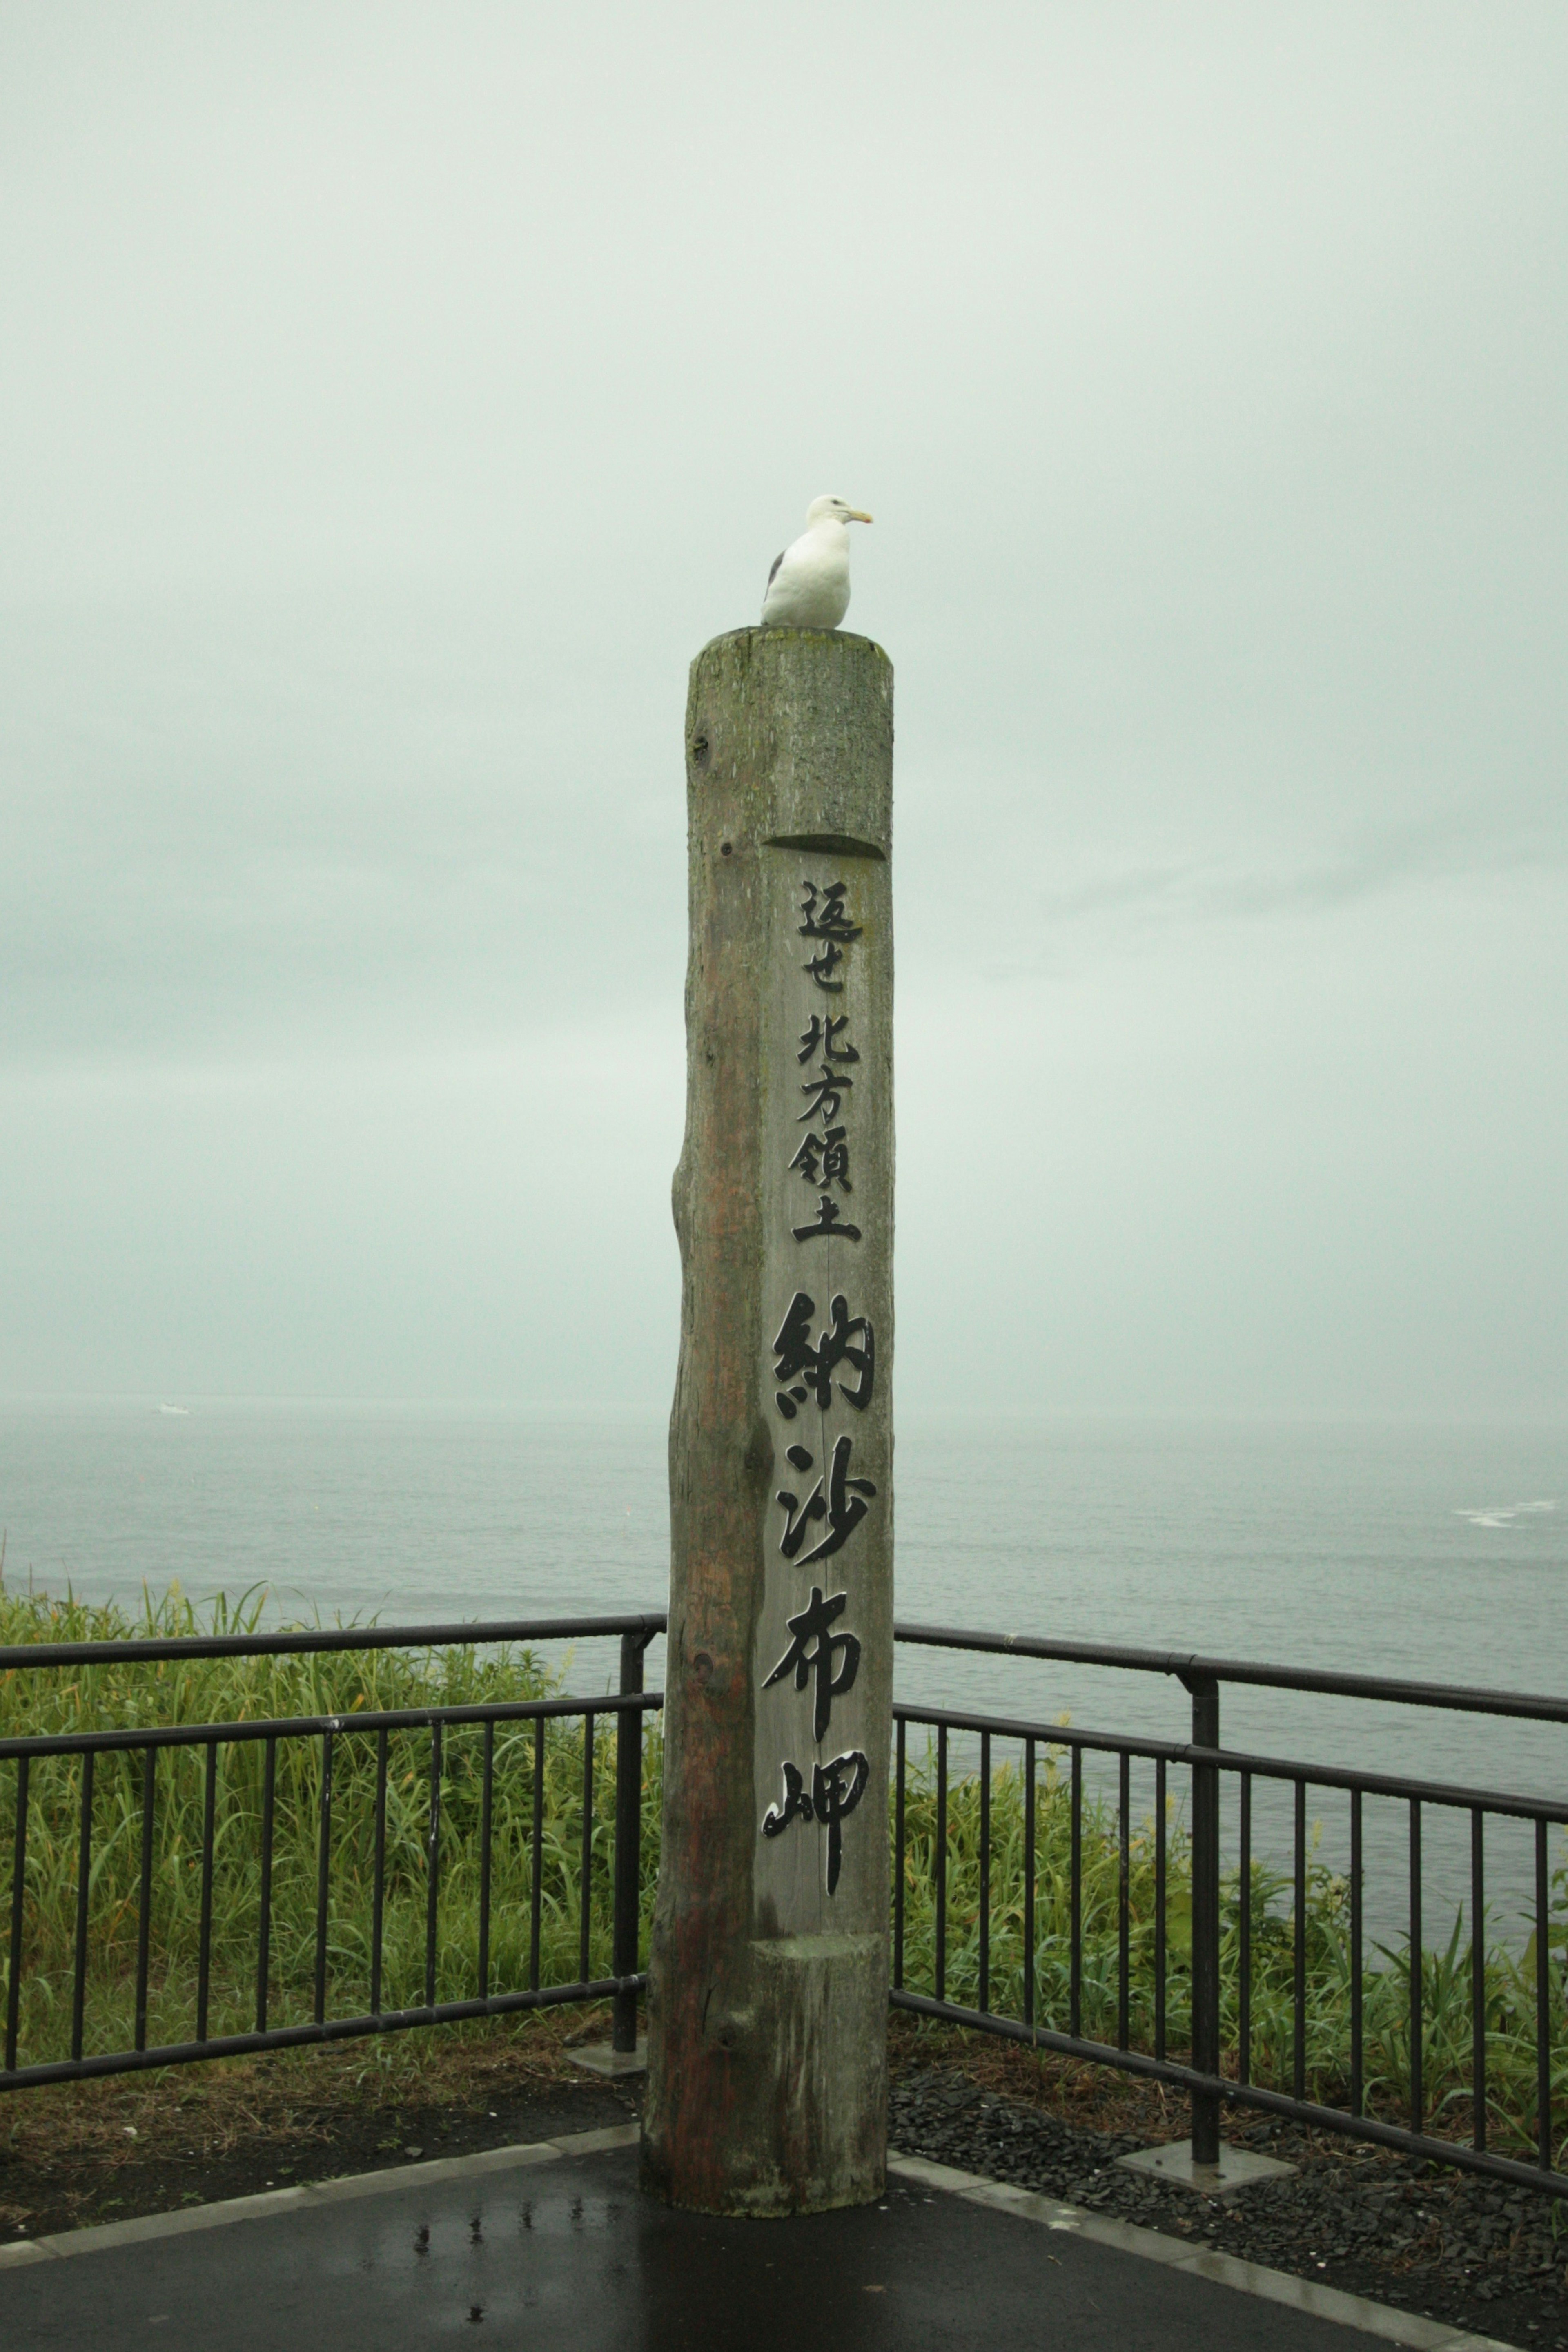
[134,1746,156,2053]
[1187,1676,1221,2167]
[1022,1736,1036,2032]
[1470,1807,1486,2153]
[1238,1770,1252,2087]
[1293,1779,1307,2102]
[478,1719,496,2009]
[529,1716,545,1991]
[612,1638,646,2052]
[196,1740,217,2044]
[1408,1798,1423,2137]
[978,1729,991,2015]
[5,1756,28,2073]
[1154,1756,1167,2064]
[1536,1817,1551,2174]
[1350,1787,1363,2117]
[1117,1752,1130,2051]
[579,1712,595,1988]
[934,1725,948,2004]
[314,1730,334,2027]
[1069,1745,1082,2041]
[425,1721,443,2010]
[370,1728,388,2017]
[256,1737,276,2034]
[71,1750,94,2063]
[893,1717,906,1993]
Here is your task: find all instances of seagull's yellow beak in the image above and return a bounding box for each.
[848,509,874,524]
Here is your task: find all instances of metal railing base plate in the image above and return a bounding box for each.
[566,2040,648,2078]
[1116,2138,1296,2196]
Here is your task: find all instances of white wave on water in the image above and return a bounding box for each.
[1454,1499,1557,1528]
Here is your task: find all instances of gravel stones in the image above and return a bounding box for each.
[890,2064,1568,2348]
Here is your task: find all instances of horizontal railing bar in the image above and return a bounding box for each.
[893,1703,1568,1823]
[7,1606,1563,1724]
[4,1667,1553,1808]
[1205,1748,1568,1826]
[0,1975,648,2093]
[0,1690,664,1762]
[0,1613,669,1673]
[895,1701,1183,1756]
[896,1701,1180,1752]
[892,1619,1568,1726]
[7,1680,1544,1812]
[890,1992,1568,2198]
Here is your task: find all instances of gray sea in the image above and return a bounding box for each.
[2,1399,1564,1933]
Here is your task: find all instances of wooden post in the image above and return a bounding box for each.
[643,626,895,2215]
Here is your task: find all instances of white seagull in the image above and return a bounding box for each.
[760,494,873,630]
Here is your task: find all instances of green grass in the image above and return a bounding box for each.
[0,1581,657,2064]
[2,1583,1564,2169]
[895,1736,1568,2166]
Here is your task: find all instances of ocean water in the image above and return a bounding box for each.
[2,1399,1564,1931]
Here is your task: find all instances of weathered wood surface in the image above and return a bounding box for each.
[642,626,894,2216]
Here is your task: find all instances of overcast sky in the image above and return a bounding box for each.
[2,2,1564,1416]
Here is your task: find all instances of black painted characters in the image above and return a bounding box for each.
[760,876,880,1897]
[761,1751,871,1894]
[798,879,861,994]
[775,1435,877,1568]
[772,1291,875,1419]
[763,1586,861,1743]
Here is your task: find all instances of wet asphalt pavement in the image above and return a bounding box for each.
[0,2138,1415,2351]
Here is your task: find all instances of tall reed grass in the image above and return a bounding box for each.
[896,1737,1568,2165]
[0,1582,656,2064]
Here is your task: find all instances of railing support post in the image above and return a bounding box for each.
[1187,1672,1222,2165]
[612,1630,647,2053]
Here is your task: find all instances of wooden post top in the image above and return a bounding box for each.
[684,629,894,864]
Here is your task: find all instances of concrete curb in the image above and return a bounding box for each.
[0,2122,641,2269]
[886,2154,1518,2352]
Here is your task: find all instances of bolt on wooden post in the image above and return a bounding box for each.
[643,626,894,2216]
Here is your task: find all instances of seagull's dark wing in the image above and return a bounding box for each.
[766,549,784,589]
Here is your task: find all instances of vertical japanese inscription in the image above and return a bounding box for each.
[755,863,889,1922]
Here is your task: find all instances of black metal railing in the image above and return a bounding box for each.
[892,1623,1568,2199]
[4,1605,1566,2201]
[0,1614,662,2089]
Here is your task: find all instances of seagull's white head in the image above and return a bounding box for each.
[806,493,873,527]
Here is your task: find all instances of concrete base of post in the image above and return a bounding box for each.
[1115,2138,1296,2196]
[566,2042,649,2079]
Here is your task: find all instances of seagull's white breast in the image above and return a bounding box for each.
[761,517,853,630]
